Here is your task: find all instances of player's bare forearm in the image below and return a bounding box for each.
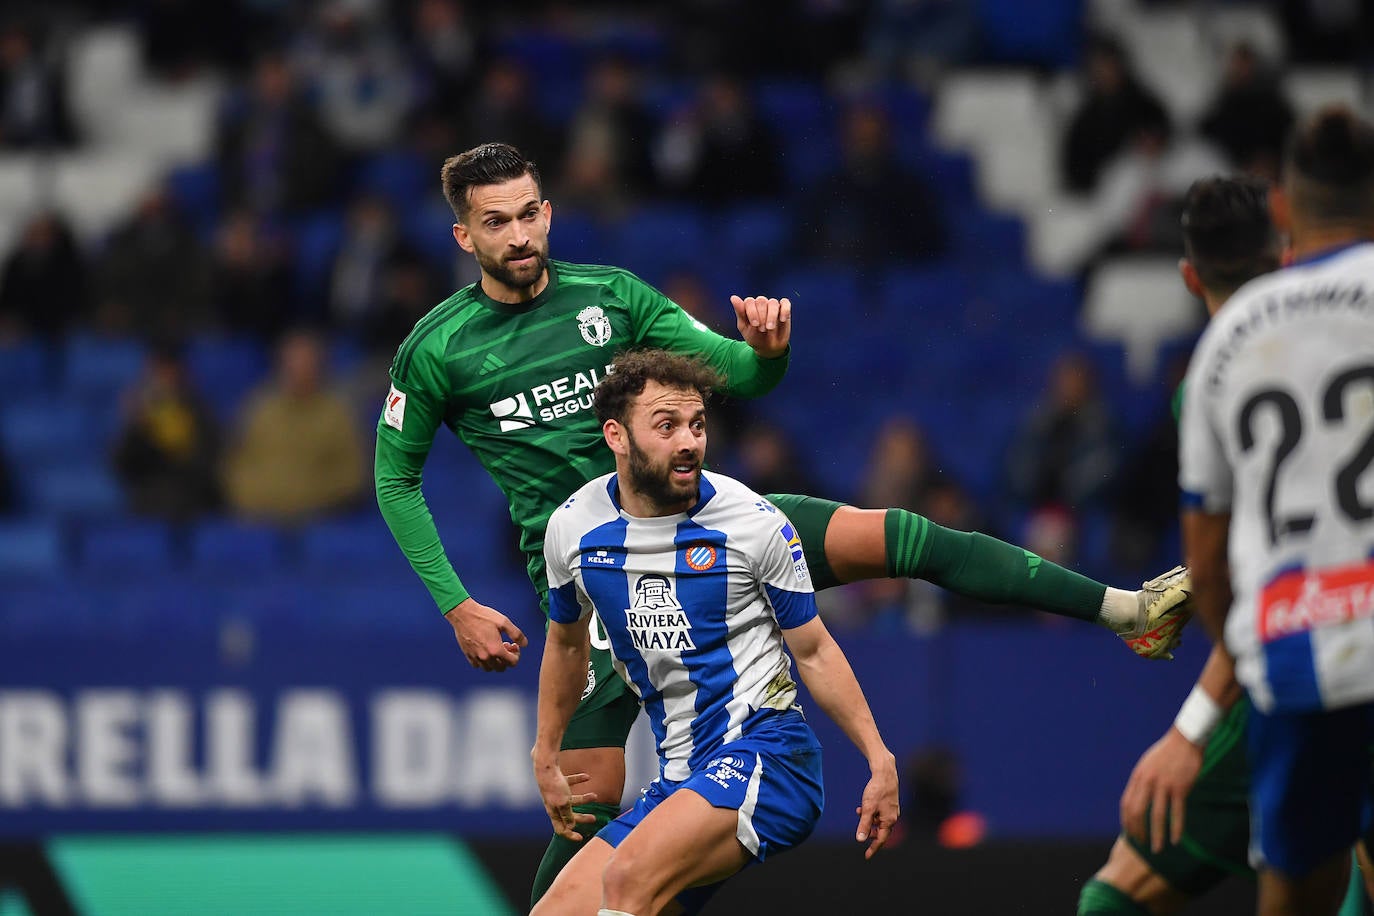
[1194,643,1242,709]
[1182,510,1233,645]
[532,619,591,766]
[783,618,892,768]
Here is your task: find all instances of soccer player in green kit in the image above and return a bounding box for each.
[374,142,1194,906]
[1079,175,1374,915]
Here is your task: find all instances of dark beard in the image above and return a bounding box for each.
[476,246,548,291]
[625,433,698,512]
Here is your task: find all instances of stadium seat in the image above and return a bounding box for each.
[190,520,292,576]
[1082,257,1205,384]
[951,209,1026,267]
[0,399,98,463]
[28,464,125,519]
[0,520,63,579]
[356,150,430,210]
[1285,67,1364,118]
[878,265,971,331]
[291,209,347,308]
[976,0,1083,68]
[165,161,222,240]
[0,340,50,392]
[720,204,793,277]
[63,334,146,405]
[79,518,177,575]
[301,516,412,580]
[549,209,609,266]
[613,206,709,283]
[184,335,269,420]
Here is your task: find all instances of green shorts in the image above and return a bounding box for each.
[1124,697,1254,895]
[765,493,844,591]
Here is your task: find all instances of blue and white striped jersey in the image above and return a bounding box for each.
[545,470,819,781]
[1180,241,1374,714]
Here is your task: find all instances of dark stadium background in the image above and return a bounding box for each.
[7,0,1370,912]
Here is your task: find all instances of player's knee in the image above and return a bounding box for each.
[602,846,654,909]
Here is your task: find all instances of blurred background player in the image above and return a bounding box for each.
[375,142,1193,905]
[532,349,898,916]
[1179,107,1374,915]
[1080,176,1280,915]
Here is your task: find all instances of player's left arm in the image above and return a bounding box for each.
[782,615,899,859]
[619,271,791,397]
[1181,509,1233,646]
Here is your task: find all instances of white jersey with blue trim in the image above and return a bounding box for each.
[544,469,819,781]
[1179,241,1374,714]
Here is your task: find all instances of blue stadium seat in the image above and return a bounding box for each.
[63,335,146,405]
[613,207,709,283]
[0,520,63,579]
[79,519,177,575]
[28,464,125,518]
[951,210,1026,267]
[550,209,609,266]
[190,520,291,576]
[754,80,839,185]
[401,195,460,273]
[720,204,792,277]
[976,0,1083,68]
[301,516,411,579]
[291,209,346,308]
[356,150,430,209]
[0,399,96,463]
[0,340,50,391]
[878,265,971,330]
[184,335,269,420]
[165,161,222,240]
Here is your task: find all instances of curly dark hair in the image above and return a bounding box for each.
[593,349,722,426]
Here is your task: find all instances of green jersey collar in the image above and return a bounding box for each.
[472,261,560,315]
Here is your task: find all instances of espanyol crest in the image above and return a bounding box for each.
[577,305,613,347]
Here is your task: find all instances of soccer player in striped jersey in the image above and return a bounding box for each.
[373,142,1192,904]
[1084,173,1374,916]
[531,349,898,916]
[1179,108,1374,915]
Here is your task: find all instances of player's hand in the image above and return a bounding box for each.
[854,752,900,860]
[534,766,599,841]
[731,295,791,359]
[1121,726,1204,853]
[444,598,527,672]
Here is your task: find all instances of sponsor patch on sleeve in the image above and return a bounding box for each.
[384,385,407,431]
[778,521,808,580]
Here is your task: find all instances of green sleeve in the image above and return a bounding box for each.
[374,435,470,612]
[618,273,790,398]
[374,341,468,613]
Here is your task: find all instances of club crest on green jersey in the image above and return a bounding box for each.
[577,305,613,347]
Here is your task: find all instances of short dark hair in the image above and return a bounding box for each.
[1181,175,1280,297]
[594,350,722,426]
[440,143,542,222]
[1286,105,1374,225]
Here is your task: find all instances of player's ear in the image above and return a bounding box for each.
[542,199,552,227]
[1179,258,1205,298]
[604,419,626,455]
[452,222,474,253]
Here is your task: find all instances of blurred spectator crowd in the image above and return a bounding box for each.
[1,0,1367,632]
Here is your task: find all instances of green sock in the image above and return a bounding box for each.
[1338,849,1371,916]
[1077,878,1152,915]
[886,508,1108,622]
[530,801,620,907]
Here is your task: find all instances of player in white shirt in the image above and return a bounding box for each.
[1179,107,1374,914]
[530,348,899,916]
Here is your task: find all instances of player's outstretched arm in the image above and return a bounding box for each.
[782,616,899,859]
[375,437,526,671]
[729,294,791,358]
[1121,644,1242,852]
[531,617,599,841]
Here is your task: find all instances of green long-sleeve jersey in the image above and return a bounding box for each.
[374,260,790,613]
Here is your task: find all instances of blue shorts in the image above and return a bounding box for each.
[1248,700,1374,876]
[600,708,824,864]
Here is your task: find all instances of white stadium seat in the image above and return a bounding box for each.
[1082,257,1205,383]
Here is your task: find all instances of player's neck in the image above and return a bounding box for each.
[479,269,550,304]
[615,481,697,520]
[1288,223,1374,262]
